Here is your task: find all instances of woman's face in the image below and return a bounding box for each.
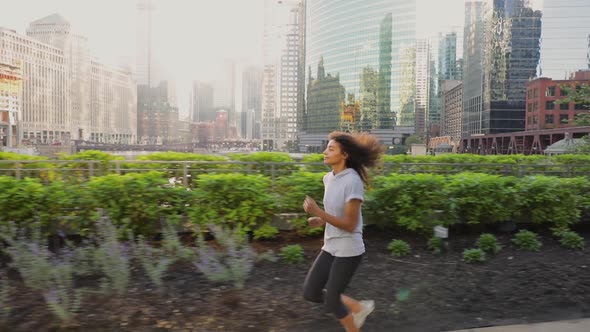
[323,139,347,166]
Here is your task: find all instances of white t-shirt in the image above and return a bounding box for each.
[321,168,365,257]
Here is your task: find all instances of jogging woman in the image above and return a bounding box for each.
[302,131,384,331]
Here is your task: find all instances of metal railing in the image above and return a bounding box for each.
[1,160,589,185]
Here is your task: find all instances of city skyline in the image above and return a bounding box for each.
[0,0,266,78]
[6,0,590,154]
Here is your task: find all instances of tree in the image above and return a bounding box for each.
[404,134,425,146]
[556,84,590,125]
[563,135,590,154]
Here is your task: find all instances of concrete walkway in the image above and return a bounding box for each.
[448,318,590,332]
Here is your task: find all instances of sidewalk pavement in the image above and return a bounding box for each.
[448,318,590,332]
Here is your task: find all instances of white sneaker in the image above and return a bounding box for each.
[353,300,375,329]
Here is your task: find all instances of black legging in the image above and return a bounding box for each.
[302,250,363,319]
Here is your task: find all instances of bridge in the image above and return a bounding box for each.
[459,126,590,155]
[73,140,261,153]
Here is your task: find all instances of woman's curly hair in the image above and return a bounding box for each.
[328,131,385,185]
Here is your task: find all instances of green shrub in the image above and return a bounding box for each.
[279,244,305,264]
[365,174,448,231]
[300,154,328,173]
[512,230,542,251]
[463,248,486,263]
[0,176,45,225]
[134,152,229,186]
[256,250,279,263]
[559,231,585,250]
[253,223,279,240]
[0,152,56,181]
[274,172,324,212]
[227,152,297,177]
[427,237,443,254]
[40,181,99,235]
[189,174,277,231]
[514,176,586,227]
[387,239,411,257]
[87,171,183,236]
[289,217,325,237]
[476,234,502,254]
[58,150,124,180]
[444,174,517,225]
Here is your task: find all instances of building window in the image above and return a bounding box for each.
[560,114,569,124]
[559,102,569,111]
[545,114,554,124]
[545,86,556,97]
[574,103,590,110]
[545,101,555,110]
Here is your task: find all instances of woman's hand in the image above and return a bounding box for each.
[303,196,322,217]
[307,217,325,227]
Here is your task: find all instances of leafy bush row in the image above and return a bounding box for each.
[0,172,278,237]
[364,173,590,232]
[2,170,590,238]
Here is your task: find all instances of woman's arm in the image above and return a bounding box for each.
[303,196,362,233]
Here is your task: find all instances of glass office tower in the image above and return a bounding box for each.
[462,0,542,136]
[304,0,417,135]
[539,0,590,79]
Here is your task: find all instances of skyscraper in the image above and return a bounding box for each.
[539,0,590,79]
[391,0,418,128]
[462,0,541,136]
[462,1,486,135]
[262,0,305,151]
[415,39,430,135]
[1,16,136,145]
[438,32,461,81]
[242,66,263,139]
[136,0,159,87]
[27,13,90,140]
[190,82,215,123]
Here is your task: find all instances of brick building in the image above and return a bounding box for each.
[526,71,590,131]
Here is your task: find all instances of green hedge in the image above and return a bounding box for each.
[85,171,191,236]
[226,152,299,177]
[2,168,590,238]
[444,173,518,225]
[365,173,447,232]
[188,173,277,231]
[274,171,325,212]
[365,173,590,232]
[0,176,45,224]
[514,176,587,227]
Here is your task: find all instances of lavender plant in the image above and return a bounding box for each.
[0,223,83,324]
[0,272,11,321]
[160,221,195,261]
[133,236,171,290]
[0,224,53,291]
[92,216,130,295]
[42,261,83,324]
[194,224,257,289]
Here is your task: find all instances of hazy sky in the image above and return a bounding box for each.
[0,0,266,82]
[0,0,543,117]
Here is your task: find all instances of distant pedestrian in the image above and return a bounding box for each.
[302,131,384,331]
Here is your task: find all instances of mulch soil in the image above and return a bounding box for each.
[2,224,590,332]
